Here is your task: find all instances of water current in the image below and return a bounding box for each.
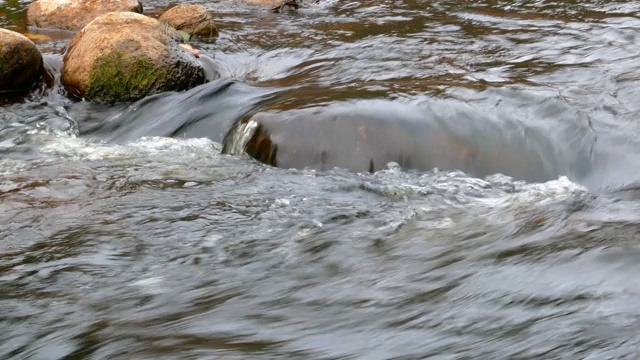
[3,0,640,358]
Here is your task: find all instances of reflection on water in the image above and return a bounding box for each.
[3,0,640,358]
[0,0,27,31]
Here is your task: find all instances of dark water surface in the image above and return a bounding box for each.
[3,0,640,358]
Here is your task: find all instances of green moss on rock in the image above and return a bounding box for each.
[85,50,168,103]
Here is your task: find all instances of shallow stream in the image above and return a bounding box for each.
[3,0,640,358]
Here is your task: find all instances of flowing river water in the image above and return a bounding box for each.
[3,0,640,358]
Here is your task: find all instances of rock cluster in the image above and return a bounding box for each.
[7,0,302,103]
[27,0,143,31]
[20,0,228,102]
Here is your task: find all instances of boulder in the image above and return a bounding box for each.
[0,29,43,92]
[27,0,143,31]
[158,4,218,38]
[62,12,207,103]
[229,100,567,183]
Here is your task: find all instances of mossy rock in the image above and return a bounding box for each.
[85,51,169,102]
[62,12,206,103]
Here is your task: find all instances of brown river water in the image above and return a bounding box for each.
[3,0,640,358]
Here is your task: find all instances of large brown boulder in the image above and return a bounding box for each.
[62,12,207,103]
[0,29,43,92]
[229,101,567,183]
[158,4,218,38]
[27,0,143,31]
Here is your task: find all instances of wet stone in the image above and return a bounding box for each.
[158,4,218,38]
[27,0,143,31]
[62,12,206,103]
[237,100,564,183]
[0,29,43,93]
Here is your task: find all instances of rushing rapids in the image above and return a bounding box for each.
[3,0,640,358]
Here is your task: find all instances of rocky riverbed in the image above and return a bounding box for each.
[2,0,640,358]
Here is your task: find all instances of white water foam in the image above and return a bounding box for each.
[225,119,258,156]
[38,136,222,161]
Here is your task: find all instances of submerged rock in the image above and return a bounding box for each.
[0,29,43,92]
[158,4,218,38]
[232,100,566,182]
[244,0,299,10]
[27,0,143,31]
[243,0,284,7]
[62,12,207,103]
